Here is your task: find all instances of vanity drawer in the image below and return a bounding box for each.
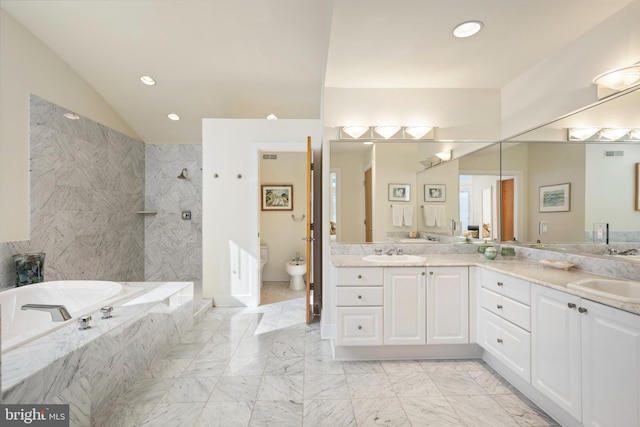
[481,287,531,331]
[481,269,531,304]
[337,267,383,286]
[337,287,383,306]
[336,307,383,346]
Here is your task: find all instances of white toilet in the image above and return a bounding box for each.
[260,244,268,287]
[285,257,306,291]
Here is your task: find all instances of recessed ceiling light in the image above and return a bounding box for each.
[266,114,278,120]
[167,113,180,121]
[453,21,483,38]
[140,75,156,86]
[63,112,80,120]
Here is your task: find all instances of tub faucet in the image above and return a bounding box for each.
[21,304,72,322]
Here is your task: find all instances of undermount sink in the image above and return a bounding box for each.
[396,239,438,243]
[362,254,426,263]
[567,278,640,303]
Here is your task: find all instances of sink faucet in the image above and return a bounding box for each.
[386,248,395,255]
[396,248,404,255]
[21,304,72,321]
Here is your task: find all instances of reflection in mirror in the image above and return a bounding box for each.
[502,88,640,245]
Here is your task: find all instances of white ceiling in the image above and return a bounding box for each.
[0,0,634,143]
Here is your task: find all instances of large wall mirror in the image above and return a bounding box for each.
[330,87,639,245]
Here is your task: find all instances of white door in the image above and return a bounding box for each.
[581,299,640,427]
[426,266,469,344]
[531,284,582,420]
[383,267,426,345]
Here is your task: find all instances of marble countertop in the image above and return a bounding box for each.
[331,254,640,316]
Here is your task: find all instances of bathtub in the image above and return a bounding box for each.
[1,280,144,353]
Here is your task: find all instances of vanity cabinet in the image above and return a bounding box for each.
[531,284,640,426]
[336,267,384,346]
[477,268,531,382]
[426,266,469,344]
[383,267,426,345]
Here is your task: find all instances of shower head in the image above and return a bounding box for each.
[177,168,188,179]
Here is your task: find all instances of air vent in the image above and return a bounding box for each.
[262,154,277,160]
[603,150,624,157]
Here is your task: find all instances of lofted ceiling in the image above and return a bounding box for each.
[0,0,634,143]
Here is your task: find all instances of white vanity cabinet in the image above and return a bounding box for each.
[426,266,469,344]
[531,283,640,426]
[477,268,531,382]
[383,267,426,345]
[336,267,384,346]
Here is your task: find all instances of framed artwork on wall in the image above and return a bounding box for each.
[424,184,446,202]
[388,184,410,201]
[262,185,293,211]
[539,183,570,212]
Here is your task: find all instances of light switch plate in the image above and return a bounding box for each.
[539,221,549,235]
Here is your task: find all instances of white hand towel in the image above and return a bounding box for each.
[423,205,436,226]
[403,206,413,226]
[392,205,404,227]
[435,205,446,227]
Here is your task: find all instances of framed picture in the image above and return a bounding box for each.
[539,183,570,212]
[388,184,410,201]
[636,163,640,211]
[261,185,293,211]
[424,184,446,202]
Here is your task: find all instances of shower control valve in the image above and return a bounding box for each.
[78,315,92,330]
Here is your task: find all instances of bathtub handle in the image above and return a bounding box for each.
[78,315,92,330]
[21,304,72,322]
[101,306,114,319]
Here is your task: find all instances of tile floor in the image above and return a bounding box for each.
[95,282,558,426]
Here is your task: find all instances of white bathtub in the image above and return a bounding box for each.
[1,280,141,353]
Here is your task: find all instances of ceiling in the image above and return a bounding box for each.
[0,0,634,143]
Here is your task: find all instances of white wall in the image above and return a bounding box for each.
[202,119,321,305]
[260,152,308,281]
[501,1,640,138]
[0,10,139,242]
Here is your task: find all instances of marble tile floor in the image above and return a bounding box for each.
[260,281,306,306]
[94,294,558,427]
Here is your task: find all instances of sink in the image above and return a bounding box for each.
[396,239,438,243]
[567,278,640,303]
[362,254,426,263]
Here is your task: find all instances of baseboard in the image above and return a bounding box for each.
[332,343,482,361]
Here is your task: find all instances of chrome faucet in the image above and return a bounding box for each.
[21,304,72,321]
[292,252,303,264]
[396,247,404,255]
[386,247,395,255]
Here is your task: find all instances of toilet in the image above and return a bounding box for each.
[260,244,268,287]
[285,259,306,291]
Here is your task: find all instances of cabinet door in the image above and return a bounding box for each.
[426,266,469,344]
[500,315,531,382]
[581,300,640,427]
[478,308,503,358]
[384,267,426,345]
[531,284,582,420]
[337,307,383,346]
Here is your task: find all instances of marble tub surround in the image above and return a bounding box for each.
[144,144,202,298]
[1,281,194,425]
[94,296,556,427]
[0,95,145,290]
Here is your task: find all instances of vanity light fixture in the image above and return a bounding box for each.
[266,114,278,120]
[167,113,180,121]
[342,125,370,138]
[600,128,631,141]
[63,112,80,120]
[453,21,483,38]
[374,125,401,139]
[435,150,452,161]
[140,75,156,86]
[630,129,640,140]
[568,127,640,142]
[404,125,433,139]
[568,127,600,141]
[593,64,640,92]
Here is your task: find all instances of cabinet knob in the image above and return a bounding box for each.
[578,307,588,314]
[357,295,362,299]
[428,271,433,276]
[357,275,362,279]
[497,338,503,343]
[497,281,504,287]
[567,303,576,309]
[357,325,362,330]
[497,304,503,309]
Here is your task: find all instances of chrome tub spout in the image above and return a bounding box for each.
[21,304,72,321]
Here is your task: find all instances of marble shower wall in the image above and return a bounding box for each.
[0,95,144,289]
[144,144,202,296]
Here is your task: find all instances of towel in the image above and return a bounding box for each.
[423,205,436,226]
[392,205,404,227]
[402,206,413,226]
[434,205,446,227]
